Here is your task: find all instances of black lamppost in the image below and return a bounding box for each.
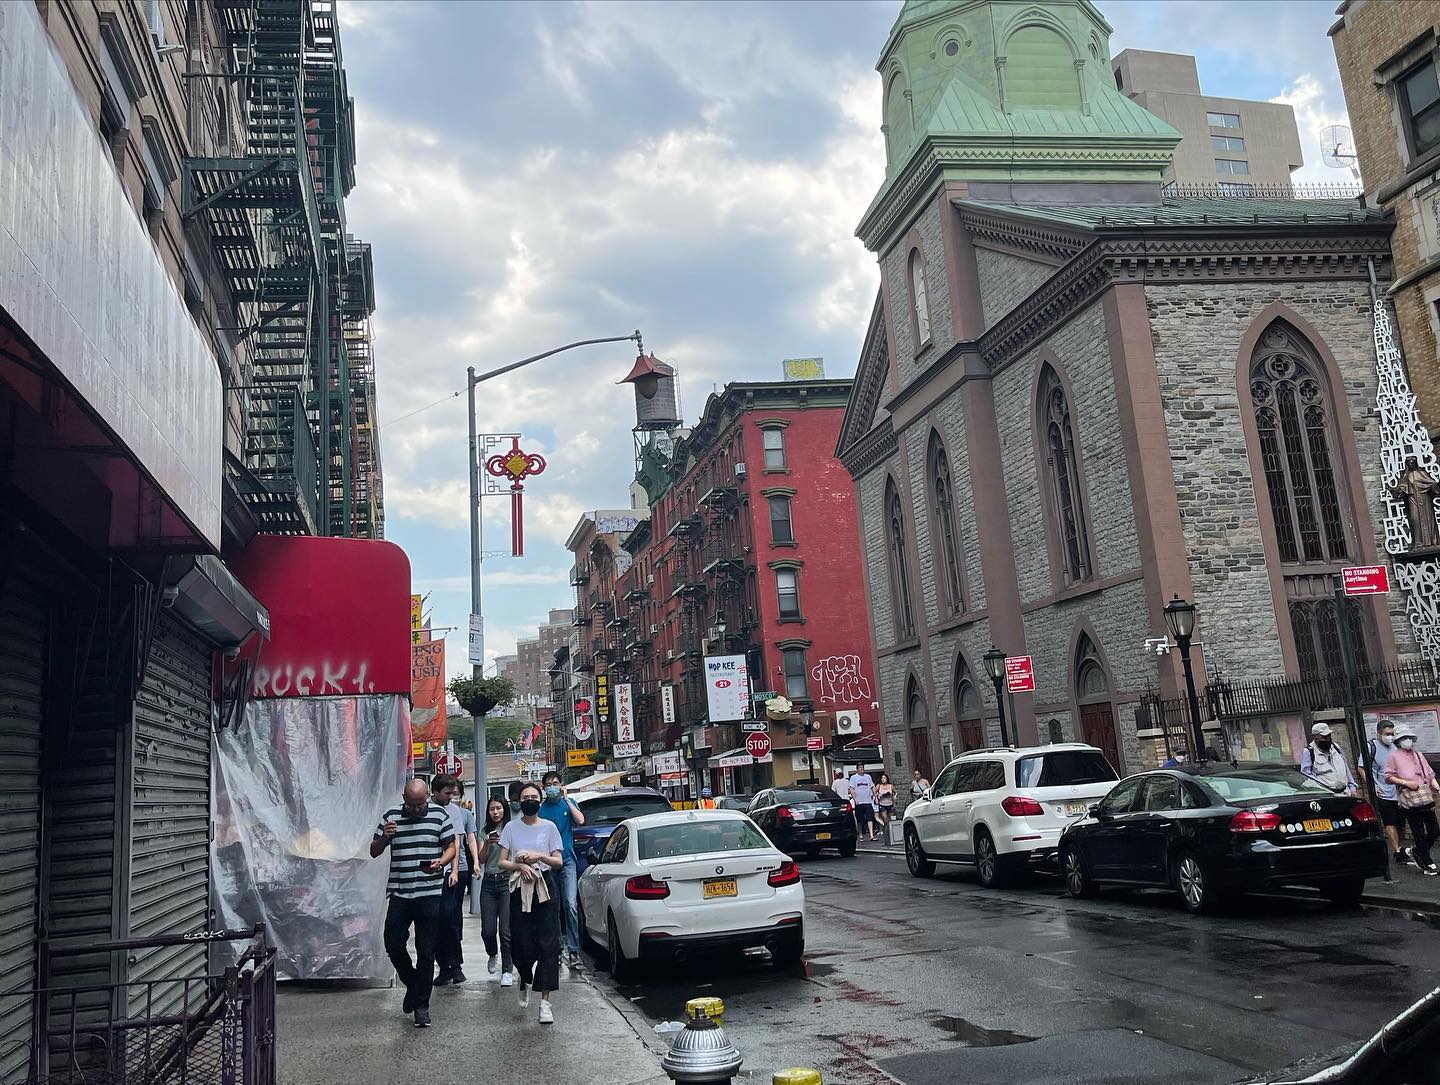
[1163,595,1206,762]
[708,611,728,646]
[982,646,1010,748]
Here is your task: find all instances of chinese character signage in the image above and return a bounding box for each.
[616,682,634,742]
[411,640,447,745]
[573,697,594,741]
[661,684,676,724]
[411,594,423,645]
[704,654,749,722]
[595,674,612,726]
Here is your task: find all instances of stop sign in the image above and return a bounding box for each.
[745,732,771,759]
[435,753,462,776]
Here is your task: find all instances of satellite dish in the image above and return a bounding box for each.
[1320,124,1361,180]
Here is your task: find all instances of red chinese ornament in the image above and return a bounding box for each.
[484,437,547,556]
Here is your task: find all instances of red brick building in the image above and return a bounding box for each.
[582,380,880,798]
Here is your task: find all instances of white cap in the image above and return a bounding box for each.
[1310,722,1333,737]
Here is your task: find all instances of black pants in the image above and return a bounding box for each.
[1403,805,1439,868]
[436,877,467,973]
[510,873,561,993]
[383,894,441,1009]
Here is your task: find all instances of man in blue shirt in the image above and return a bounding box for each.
[1366,719,1407,866]
[539,771,586,967]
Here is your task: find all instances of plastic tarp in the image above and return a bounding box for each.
[212,694,410,980]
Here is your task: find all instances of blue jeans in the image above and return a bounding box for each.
[558,855,580,954]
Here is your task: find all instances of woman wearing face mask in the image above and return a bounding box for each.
[537,771,586,967]
[477,798,514,985]
[1384,727,1439,875]
[498,782,565,1022]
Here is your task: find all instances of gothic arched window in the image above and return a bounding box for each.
[909,248,931,346]
[953,656,983,751]
[1249,322,1349,564]
[928,433,964,615]
[887,478,917,640]
[1039,364,1092,582]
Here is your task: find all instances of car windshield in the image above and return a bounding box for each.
[1016,751,1118,788]
[637,820,770,860]
[578,795,671,826]
[776,789,833,804]
[1201,767,1332,802]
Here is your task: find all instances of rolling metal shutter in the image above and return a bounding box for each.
[0,563,48,1082]
[128,613,213,1005]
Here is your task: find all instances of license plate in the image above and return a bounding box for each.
[815,832,832,841]
[1062,802,1088,817]
[1302,818,1333,833]
[703,879,737,899]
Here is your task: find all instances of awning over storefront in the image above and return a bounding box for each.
[567,771,624,792]
[165,554,269,648]
[709,747,754,769]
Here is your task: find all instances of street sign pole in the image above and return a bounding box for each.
[1334,573,1385,835]
[466,367,488,813]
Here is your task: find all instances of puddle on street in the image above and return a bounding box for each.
[929,1014,1034,1047]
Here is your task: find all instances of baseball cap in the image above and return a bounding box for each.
[1310,722,1333,737]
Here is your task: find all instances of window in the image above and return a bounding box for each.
[1138,776,1180,812]
[769,495,794,543]
[145,0,167,47]
[1400,60,1440,158]
[1210,134,1245,152]
[599,826,629,864]
[762,428,787,471]
[638,820,769,859]
[1202,766,1330,802]
[1098,777,1143,815]
[1016,751,1117,788]
[1039,365,1092,583]
[1207,111,1241,128]
[1076,635,1108,701]
[909,249,931,345]
[1215,158,1250,175]
[930,764,958,798]
[887,479,918,638]
[776,568,801,619]
[957,761,1004,793]
[783,647,808,699]
[928,434,964,614]
[1289,597,1373,679]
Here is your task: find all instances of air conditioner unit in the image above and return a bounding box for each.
[650,625,660,636]
[835,710,862,735]
[665,649,677,661]
[734,462,747,478]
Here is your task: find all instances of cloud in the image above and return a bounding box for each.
[1271,74,1357,184]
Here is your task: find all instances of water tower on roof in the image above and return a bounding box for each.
[620,352,683,490]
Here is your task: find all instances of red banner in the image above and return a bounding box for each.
[411,639,448,746]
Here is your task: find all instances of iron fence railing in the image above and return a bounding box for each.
[1161,180,1365,200]
[1208,660,1439,720]
[7,926,276,1085]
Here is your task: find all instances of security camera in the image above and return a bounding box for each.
[1144,637,1172,657]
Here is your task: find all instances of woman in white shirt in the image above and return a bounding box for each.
[499,781,565,1022]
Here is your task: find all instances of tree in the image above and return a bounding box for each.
[450,715,523,757]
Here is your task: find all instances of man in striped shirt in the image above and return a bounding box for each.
[370,778,457,1027]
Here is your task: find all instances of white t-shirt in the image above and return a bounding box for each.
[499,818,563,875]
[850,773,875,805]
[832,776,853,801]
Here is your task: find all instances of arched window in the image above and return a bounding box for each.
[909,249,931,345]
[953,657,983,751]
[886,479,917,640]
[1076,635,1108,700]
[1039,364,1092,582]
[928,433,964,615]
[1249,322,1349,564]
[906,676,933,781]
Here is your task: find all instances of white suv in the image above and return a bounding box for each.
[903,743,1118,887]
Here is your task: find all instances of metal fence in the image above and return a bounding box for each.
[1160,181,1365,200]
[1208,660,1439,720]
[10,927,276,1085]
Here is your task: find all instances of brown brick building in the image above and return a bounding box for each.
[1331,1,1440,435]
[500,609,574,704]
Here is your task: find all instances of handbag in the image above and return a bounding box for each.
[1398,779,1435,810]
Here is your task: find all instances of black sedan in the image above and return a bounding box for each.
[748,786,857,858]
[1058,762,1387,914]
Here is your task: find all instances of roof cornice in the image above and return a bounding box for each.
[839,418,899,481]
[955,204,1091,262]
[837,292,891,461]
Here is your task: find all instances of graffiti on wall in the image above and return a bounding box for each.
[811,655,872,705]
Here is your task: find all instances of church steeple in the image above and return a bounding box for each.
[858,0,1181,251]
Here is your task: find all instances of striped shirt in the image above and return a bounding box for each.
[374,803,455,899]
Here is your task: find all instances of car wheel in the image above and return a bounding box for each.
[1061,846,1096,899]
[974,830,1007,889]
[838,841,857,858]
[905,826,935,879]
[1321,876,1365,908]
[607,914,637,984]
[771,939,804,969]
[1174,851,1217,915]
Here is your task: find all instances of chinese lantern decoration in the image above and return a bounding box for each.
[484,437,547,556]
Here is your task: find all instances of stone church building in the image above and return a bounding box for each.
[838,0,1428,780]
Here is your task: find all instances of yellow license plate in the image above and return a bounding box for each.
[815,832,832,841]
[1302,818,1333,833]
[703,879,737,899]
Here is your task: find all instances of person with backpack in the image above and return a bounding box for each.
[1366,719,1408,867]
[1384,725,1439,876]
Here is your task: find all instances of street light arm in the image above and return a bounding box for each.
[469,332,643,387]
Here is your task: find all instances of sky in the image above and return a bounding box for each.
[335,0,1353,680]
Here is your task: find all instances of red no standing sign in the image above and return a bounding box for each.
[1341,564,1391,596]
[1005,655,1036,694]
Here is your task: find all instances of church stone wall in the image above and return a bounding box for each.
[883,198,957,386]
[857,461,901,655]
[929,385,988,613]
[976,247,1058,329]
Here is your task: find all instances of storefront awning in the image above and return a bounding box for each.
[567,771,625,792]
[708,747,753,768]
[166,554,269,648]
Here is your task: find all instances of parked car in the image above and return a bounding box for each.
[748,786,858,858]
[572,787,673,874]
[1058,763,1387,914]
[716,794,754,812]
[577,809,804,982]
[903,743,1119,887]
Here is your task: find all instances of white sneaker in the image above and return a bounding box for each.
[518,983,529,1007]
[538,1000,554,1025]
[500,971,514,988]
[487,955,499,975]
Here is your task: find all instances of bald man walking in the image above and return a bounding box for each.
[371,778,457,1027]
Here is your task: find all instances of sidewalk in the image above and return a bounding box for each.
[275,907,670,1085]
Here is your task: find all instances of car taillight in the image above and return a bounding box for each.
[777,806,794,820]
[843,801,853,813]
[1229,810,1281,833]
[1352,801,1378,824]
[768,860,801,887]
[1000,796,1044,817]
[624,874,670,900]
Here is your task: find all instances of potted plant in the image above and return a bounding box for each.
[447,675,515,718]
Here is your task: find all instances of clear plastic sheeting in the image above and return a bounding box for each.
[212,695,410,980]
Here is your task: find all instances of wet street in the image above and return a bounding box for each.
[587,851,1440,1085]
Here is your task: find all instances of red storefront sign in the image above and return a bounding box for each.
[1341,564,1391,596]
[1005,655,1036,694]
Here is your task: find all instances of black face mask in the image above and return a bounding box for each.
[520,799,541,816]
[1316,738,1333,751]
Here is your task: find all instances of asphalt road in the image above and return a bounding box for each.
[586,850,1440,1085]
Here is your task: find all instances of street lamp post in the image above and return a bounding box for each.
[1163,595,1207,763]
[982,646,1010,748]
[466,332,643,808]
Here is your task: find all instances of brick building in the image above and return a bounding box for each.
[499,608,573,705]
[1331,2,1440,436]
[839,0,1426,785]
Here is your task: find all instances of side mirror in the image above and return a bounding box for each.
[1089,804,1104,819]
[584,844,603,866]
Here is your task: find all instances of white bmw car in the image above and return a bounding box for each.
[577,809,805,981]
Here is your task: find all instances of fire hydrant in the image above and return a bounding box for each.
[661,997,743,1084]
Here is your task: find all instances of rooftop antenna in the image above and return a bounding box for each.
[1319,123,1362,182]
